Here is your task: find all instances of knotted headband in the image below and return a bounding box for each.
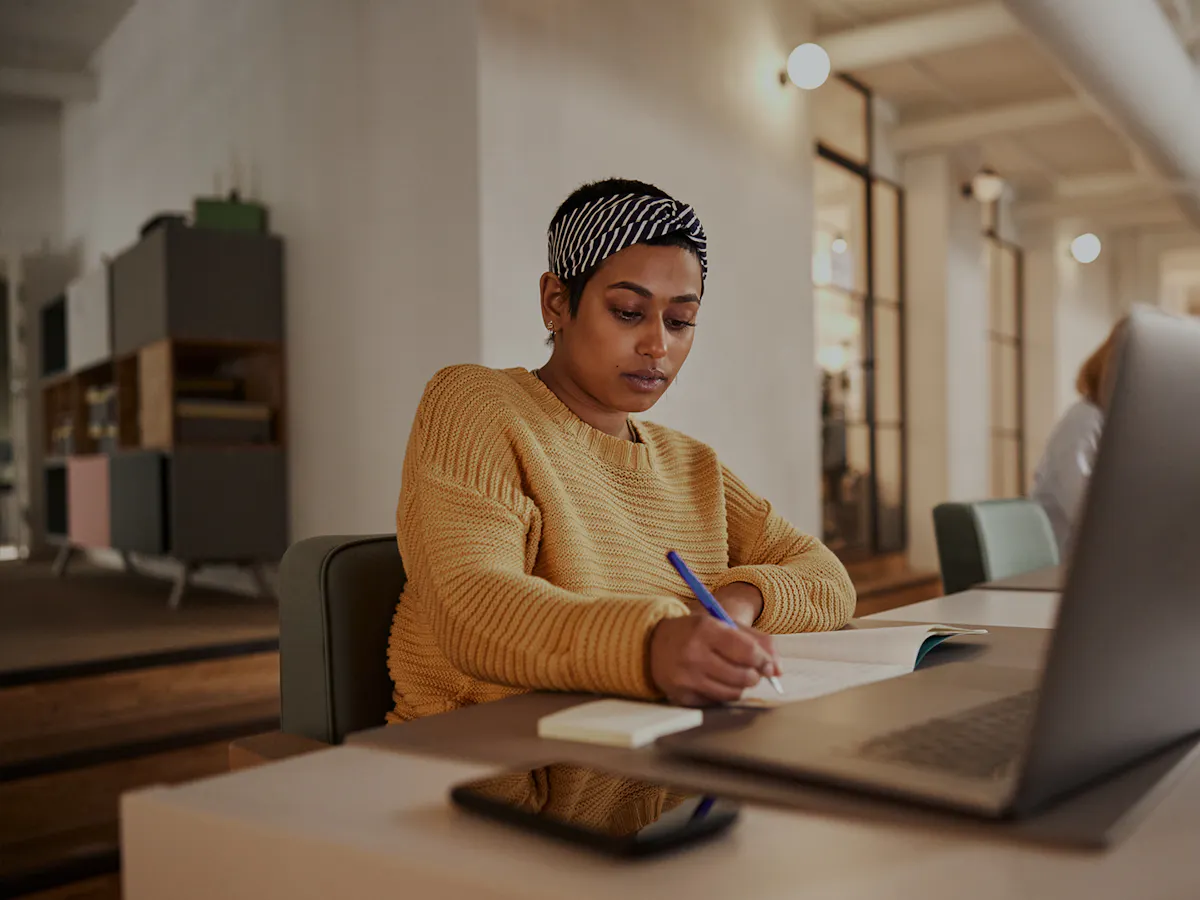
[547,193,708,283]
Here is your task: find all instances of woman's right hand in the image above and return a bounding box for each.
[648,614,782,706]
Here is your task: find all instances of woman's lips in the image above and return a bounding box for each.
[621,371,668,392]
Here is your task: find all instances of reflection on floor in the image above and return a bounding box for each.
[847,553,943,618]
[0,561,280,898]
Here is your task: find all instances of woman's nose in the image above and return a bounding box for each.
[637,320,668,359]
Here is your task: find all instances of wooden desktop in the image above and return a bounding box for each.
[120,588,1200,899]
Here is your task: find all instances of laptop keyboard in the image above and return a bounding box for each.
[857,690,1037,781]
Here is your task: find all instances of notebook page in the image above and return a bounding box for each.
[734,657,910,708]
[770,624,986,668]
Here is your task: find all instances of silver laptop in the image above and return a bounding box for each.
[663,307,1200,821]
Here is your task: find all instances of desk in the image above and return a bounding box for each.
[120,741,1200,900]
[980,565,1065,592]
[868,588,1060,630]
[120,590,1199,899]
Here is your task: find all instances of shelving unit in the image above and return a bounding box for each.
[38,218,288,607]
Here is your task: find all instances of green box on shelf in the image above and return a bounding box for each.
[193,196,268,233]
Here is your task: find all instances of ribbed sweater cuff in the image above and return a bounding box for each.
[585,597,690,698]
[711,566,851,634]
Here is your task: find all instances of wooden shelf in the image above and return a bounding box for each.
[44,463,68,540]
[36,222,288,575]
[141,339,283,451]
[40,294,68,378]
[40,370,74,389]
[114,355,140,450]
[42,380,82,458]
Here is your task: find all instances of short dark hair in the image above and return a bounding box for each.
[549,178,703,317]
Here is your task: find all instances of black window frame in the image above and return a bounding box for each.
[815,74,908,561]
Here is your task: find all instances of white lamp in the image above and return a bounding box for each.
[831,236,848,254]
[963,168,1007,203]
[786,43,831,90]
[1070,232,1102,264]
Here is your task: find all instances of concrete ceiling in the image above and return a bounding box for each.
[811,0,1199,230]
[814,0,968,32]
[0,0,133,102]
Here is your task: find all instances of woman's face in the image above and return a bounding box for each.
[543,242,704,414]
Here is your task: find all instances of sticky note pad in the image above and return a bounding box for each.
[537,699,703,748]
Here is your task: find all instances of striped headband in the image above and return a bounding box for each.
[547,193,708,283]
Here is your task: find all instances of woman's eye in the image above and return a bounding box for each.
[613,308,641,322]
[667,319,697,331]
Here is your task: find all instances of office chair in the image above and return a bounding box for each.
[277,534,406,744]
[932,499,1060,595]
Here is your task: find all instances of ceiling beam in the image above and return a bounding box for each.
[1054,171,1200,201]
[0,67,96,103]
[820,1,1021,72]
[891,96,1092,153]
[1054,172,1159,199]
[1001,0,1200,228]
[1016,194,1186,226]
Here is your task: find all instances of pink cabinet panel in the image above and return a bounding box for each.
[67,456,111,548]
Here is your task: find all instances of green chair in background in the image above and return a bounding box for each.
[932,499,1060,595]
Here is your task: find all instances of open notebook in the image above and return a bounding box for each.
[736,624,987,708]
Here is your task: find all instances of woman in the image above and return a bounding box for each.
[1031,317,1127,558]
[386,178,855,722]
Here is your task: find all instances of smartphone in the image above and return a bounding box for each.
[449,762,740,858]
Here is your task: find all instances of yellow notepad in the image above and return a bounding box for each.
[537,699,703,748]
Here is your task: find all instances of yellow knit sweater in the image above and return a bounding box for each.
[386,365,855,723]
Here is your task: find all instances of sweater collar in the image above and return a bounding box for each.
[507,368,655,472]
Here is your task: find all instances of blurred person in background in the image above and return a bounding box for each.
[1031,317,1127,557]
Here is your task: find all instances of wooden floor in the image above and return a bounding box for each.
[0,562,278,683]
[848,553,943,617]
[0,562,281,899]
[0,554,939,898]
[20,875,122,900]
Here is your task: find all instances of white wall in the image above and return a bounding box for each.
[0,100,63,249]
[943,167,990,499]
[1022,224,1058,488]
[1114,227,1200,317]
[64,0,825,547]
[1022,220,1127,487]
[902,151,990,570]
[477,0,819,529]
[1053,223,1117,414]
[62,0,481,541]
[903,153,951,571]
[1160,244,1200,316]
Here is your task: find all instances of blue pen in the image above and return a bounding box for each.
[666,550,784,696]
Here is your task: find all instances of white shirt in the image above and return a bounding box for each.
[1031,400,1105,558]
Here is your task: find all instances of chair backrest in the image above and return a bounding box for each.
[278,534,406,744]
[932,499,1060,595]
